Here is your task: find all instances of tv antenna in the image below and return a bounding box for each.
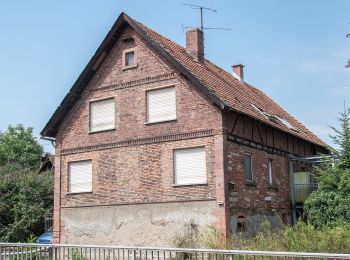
[182,3,230,31]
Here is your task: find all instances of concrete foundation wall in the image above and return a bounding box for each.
[61,200,217,246]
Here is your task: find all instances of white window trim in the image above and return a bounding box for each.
[146,86,177,124]
[173,146,207,186]
[68,160,93,194]
[89,97,116,133]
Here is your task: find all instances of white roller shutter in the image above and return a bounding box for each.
[174,147,206,185]
[90,98,115,132]
[69,160,92,193]
[147,87,176,123]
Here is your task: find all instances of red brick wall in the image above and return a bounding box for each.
[53,25,225,242]
[224,111,324,232]
[52,23,325,242]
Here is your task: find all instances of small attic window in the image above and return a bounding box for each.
[251,104,299,132]
[123,48,137,69]
[251,104,268,119]
[125,51,135,66]
[275,116,299,132]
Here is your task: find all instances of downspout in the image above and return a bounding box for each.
[289,159,297,225]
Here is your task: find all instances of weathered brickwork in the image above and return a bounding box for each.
[60,137,217,208]
[53,25,225,244]
[223,111,325,234]
[52,22,325,244]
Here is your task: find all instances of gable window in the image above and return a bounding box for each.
[123,48,137,69]
[244,153,253,182]
[268,159,273,185]
[125,51,135,66]
[147,87,176,123]
[174,146,206,185]
[89,98,115,133]
[69,160,92,193]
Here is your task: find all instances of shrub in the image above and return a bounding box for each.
[0,165,53,242]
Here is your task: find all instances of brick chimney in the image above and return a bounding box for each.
[232,64,245,82]
[186,28,204,63]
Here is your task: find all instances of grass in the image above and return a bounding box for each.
[173,221,350,253]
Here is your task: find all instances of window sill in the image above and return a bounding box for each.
[66,191,93,195]
[245,181,257,186]
[145,119,177,125]
[172,183,208,187]
[122,64,138,70]
[88,128,116,134]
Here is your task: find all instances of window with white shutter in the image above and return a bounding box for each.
[147,87,176,123]
[90,98,115,132]
[69,160,92,193]
[174,147,206,185]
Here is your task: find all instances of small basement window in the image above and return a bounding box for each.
[244,153,253,182]
[174,146,206,185]
[237,215,247,233]
[69,160,92,193]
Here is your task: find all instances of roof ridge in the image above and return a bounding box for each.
[41,12,326,147]
[132,17,325,146]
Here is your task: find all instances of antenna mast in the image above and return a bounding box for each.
[182,3,230,31]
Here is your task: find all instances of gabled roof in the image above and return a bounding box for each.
[41,12,326,147]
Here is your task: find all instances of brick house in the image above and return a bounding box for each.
[41,13,327,246]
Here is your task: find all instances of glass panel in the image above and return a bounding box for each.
[244,154,253,181]
[125,51,135,66]
[268,159,273,185]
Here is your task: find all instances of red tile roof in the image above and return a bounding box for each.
[132,18,326,147]
[41,13,326,148]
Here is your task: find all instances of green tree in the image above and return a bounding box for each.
[329,107,350,169]
[305,106,350,227]
[0,164,53,242]
[0,124,43,168]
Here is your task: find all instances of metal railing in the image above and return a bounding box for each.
[1,243,350,260]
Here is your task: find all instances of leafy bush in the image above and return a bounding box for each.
[0,164,53,242]
[305,166,350,227]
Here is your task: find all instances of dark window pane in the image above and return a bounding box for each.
[125,51,135,66]
[244,154,253,181]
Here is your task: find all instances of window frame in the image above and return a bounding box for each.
[244,152,254,183]
[67,159,93,194]
[267,158,273,186]
[146,86,177,124]
[173,146,207,186]
[122,47,137,70]
[89,97,116,133]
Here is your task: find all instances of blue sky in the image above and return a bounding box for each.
[0,0,349,152]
